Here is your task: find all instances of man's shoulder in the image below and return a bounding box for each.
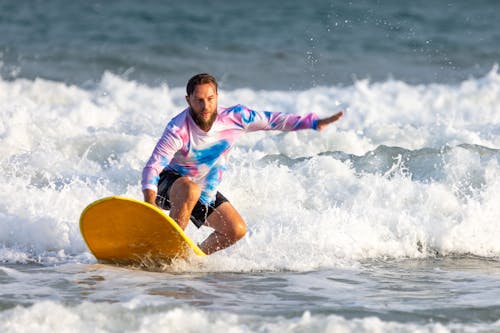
[170,108,189,121]
[166,108,189,127]
[161,108,190,141]
[219,104,249,115]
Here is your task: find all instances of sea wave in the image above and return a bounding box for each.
[1,301,499,333]
[0,70,499,268]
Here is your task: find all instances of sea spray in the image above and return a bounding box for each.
[0,70,499,268]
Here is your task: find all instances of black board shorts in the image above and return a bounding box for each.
[155,170,229,228]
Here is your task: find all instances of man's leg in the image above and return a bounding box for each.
[168,177,201,230]
[168,177,247,254]
[199,202,247,255]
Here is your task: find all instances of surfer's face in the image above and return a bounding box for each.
[186,83,218,132]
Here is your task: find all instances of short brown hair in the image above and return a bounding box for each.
[186,73,218,96]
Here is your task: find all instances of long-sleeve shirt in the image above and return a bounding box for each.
[142,104,319,204]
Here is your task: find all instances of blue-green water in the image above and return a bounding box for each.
[1,0,499,89]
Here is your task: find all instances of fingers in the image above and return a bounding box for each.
[332,110,344,121]
[326,111,344,124]
[317,110,344,131]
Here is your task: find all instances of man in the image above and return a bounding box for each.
[142,73,343,255]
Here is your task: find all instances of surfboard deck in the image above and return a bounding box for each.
[80,196,205,265]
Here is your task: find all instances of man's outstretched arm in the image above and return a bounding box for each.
[316,111,344,131]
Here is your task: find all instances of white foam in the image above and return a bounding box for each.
[0,301,497,333]
[0,69,499,268]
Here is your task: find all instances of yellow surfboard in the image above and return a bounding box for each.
[80,196,205,265]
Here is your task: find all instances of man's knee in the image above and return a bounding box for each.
[235,221,247,240]
[229,219,247,241]
[171,177,201,204]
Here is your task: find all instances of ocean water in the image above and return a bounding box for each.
[1,0,499,89]
[1,1,500,332]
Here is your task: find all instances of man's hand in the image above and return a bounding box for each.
[316,111,344,131]
[143,189,158,207]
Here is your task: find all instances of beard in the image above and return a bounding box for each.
[190,107,217,131]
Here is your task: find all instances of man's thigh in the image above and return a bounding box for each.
[205,202,247,238]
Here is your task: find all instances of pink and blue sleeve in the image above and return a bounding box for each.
[234,105,319,131]
[141,126,183,192]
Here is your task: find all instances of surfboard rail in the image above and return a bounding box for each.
[80,196,206,264]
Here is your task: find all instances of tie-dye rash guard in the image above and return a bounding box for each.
[142,104,319,204]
